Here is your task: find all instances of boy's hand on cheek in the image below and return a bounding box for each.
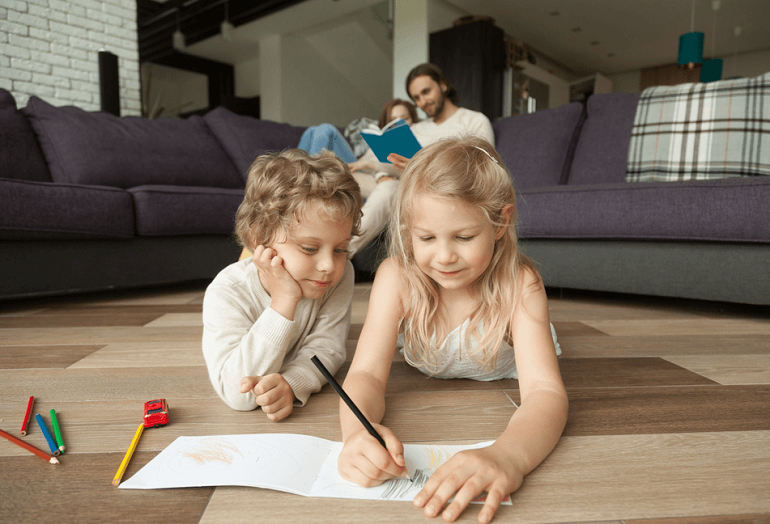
[252,245,302,319]
[413,446,522,524]
[240,374,295,421]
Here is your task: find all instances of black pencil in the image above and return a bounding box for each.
[311,355,411,481]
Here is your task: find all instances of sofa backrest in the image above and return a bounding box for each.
[493,102,585,190]
[204,106,308,181]
[567,92,640,185]
[0,89,52,182]
[22,96,244,189]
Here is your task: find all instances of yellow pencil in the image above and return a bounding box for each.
[112,423,144,486]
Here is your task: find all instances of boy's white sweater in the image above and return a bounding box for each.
[202,257,354,410]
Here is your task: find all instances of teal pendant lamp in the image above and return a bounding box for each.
[700,58,723,82]
[700,1,723,82]
[678,0,703,69]
[678,32,704,69]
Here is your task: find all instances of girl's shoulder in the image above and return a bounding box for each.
[517,263,544,293]
[372,257,409,301]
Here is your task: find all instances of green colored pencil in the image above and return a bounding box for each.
[50,409,65,453]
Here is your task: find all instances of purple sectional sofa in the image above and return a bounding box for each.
[2,87,768,304]
[495,92,770,306]
[0,90,305,299]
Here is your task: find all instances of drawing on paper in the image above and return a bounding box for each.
[182,437,244,466]
[380,468,429,499]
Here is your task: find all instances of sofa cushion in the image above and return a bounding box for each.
[493,102,584,189]
[626,73,770,182]
[204,106,307,179]
[0,89,52,182]
[516,177,770,243]
[22,96,243,189]
[0,178,134,239]
[129,185,245,236]
[568,93,640,185]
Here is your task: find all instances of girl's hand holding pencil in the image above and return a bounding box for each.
[338,422,409,487]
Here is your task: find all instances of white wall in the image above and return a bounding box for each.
[0,0,141,114]
[392,0,428,103]
[427,0,467,34]
[236,56,260,98]
[280,29,386,127]
[257,5,392,126]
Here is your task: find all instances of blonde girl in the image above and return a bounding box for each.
[337,137,567,523]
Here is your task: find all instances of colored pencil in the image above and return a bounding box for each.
[112,423,144,486]
[0,427,59,464]
[35,414,60,456]
[310,355,412,481]
[50,409,65,453]
[21,396,34,436]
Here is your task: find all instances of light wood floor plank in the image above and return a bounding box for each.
[626,515,770,524]
[582,319,770,336]
[66,342,206,369]
[555,335,770,358]
[0,326,203,346]
[0,344,105,369]
[142,313,203,328]
[663,355,770,385]
[0,367,217,404]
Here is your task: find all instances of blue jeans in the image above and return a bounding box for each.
[298,124,356,163]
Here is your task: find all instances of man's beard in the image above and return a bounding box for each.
[425,93,445,118]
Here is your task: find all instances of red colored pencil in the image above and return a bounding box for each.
[21,396,34,436]
[0,427,60,464]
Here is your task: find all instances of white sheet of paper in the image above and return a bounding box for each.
[119,433,507,504]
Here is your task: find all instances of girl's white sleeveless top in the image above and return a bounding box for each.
[400,321,561,381]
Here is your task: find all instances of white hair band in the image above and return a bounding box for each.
[473,145,498,163]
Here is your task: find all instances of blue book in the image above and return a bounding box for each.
[360,119,422,164]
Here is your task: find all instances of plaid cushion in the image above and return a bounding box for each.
[626,72,770,182]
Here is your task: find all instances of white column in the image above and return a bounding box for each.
[259,34,282,122]
[393,0,429,102]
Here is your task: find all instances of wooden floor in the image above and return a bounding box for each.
[1,281,769,524]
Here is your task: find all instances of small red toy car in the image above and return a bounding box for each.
[143,399,169,428]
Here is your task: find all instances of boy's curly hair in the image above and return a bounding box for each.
[234,149,363,251]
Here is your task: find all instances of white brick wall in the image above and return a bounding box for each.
[0,0,141,115]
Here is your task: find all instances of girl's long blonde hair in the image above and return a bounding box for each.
[389,137,539,372]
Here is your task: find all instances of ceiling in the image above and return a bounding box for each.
[446,0,770,76]
[148,0,770,78]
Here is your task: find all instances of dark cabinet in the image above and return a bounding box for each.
[429,20,506,122]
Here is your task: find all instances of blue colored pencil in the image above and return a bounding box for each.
[35,414,60,457]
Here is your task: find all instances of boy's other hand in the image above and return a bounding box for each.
[338,424,409,487]
[240,374,295,421]
[252,244,302,319]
